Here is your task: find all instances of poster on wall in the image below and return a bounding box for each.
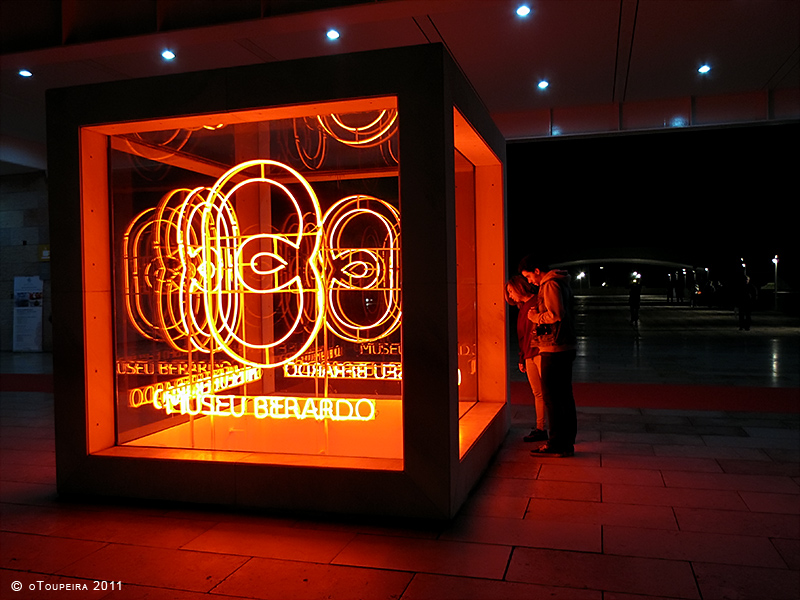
[13,276,43,352]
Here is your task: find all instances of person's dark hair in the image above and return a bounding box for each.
[518,255,549,274]
[504,275,536,306]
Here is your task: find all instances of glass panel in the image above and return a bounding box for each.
[105,98,402,461]
[453,108,506,459]
[455,148,478,411]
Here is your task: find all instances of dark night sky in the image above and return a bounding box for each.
[505,121,798,290]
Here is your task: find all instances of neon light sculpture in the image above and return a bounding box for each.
[322,195,401,343]
[317,110,398,147]
[290,109,399,170]
[201,160,326,368]
[123,160,401,376]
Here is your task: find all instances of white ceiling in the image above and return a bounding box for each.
[1,0,798,173]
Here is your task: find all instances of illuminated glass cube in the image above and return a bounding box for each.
[48,45,507,518]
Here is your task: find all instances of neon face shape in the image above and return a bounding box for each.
[123,187,241,354]
[200,160,325,368]
[123,160,400,371]
[322,196,401,342]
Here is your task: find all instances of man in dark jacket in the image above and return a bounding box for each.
[519,257,577,457]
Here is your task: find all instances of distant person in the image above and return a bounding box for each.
[519,257,577,458]
[505,276,548,443]
[628,279,642,326]
[690,283,701,308]
[736,275,758,331]
[703,281,716,308]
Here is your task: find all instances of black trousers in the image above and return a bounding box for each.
[540,350,577,450]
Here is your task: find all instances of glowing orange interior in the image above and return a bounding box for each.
[80,98,503,470]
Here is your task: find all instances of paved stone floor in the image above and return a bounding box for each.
[1,298,798,599]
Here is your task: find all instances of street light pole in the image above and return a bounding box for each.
[773,255,779,311]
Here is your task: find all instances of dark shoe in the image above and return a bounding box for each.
[523,428,549,442]
[530,444,574,458]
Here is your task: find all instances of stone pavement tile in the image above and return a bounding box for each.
[574,441,656,456]
[331,534,510,579]
[439,514,601,552]
[653,445,770,460]
[646,423,748,437]
[0,425,53,441]
[577,412,602,423]
[485,460,542,480]
[537,464,665,486]
[495,447,600,467]
[601,454,722,472]
[212,556,412,600]
[600,431,705,446]
[661,470,800,494]
[182,521,356,563]
[0,462,55,485]
[743,426,800,439]
[578,407,642,416]
[0,480,58,505]
[765,447,800,463]
[44,510,219,549]
[739,491,800,514]
[717,458,800,477]
[674,507,800,539]
[458,493,529,519]
[0,448,54,466]
[401,573,601,600]
[702,435,800,450]
[689,415,791,428]
[524,498,677,529]
[640,409,726,419]
[603,525,785,567]
[58,543,247,593]
[771,538,800,570]
[601,483,748,510]
[286,514,441,541]
[575,429,601,442]
[477,476,602,502]
[105,584,255,600]
[603,593,696,600]
[506,547,699,599]
[601,413,691,425]
[580,421,647,433]
[0,531,106,573]
[1,503,89,536]
[693,562,800,600]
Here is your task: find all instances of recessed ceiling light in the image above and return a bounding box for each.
[18,69,33,77]
[516,5,531,17]
[326,29,340,40]
[537,80,549,90]
[698,64,711,74]
[161,50,176,60]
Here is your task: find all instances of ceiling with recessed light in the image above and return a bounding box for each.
[1,0,798,174]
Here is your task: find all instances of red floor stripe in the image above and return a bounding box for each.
[0,374,54,393]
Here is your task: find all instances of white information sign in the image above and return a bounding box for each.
[13,276,43,352]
